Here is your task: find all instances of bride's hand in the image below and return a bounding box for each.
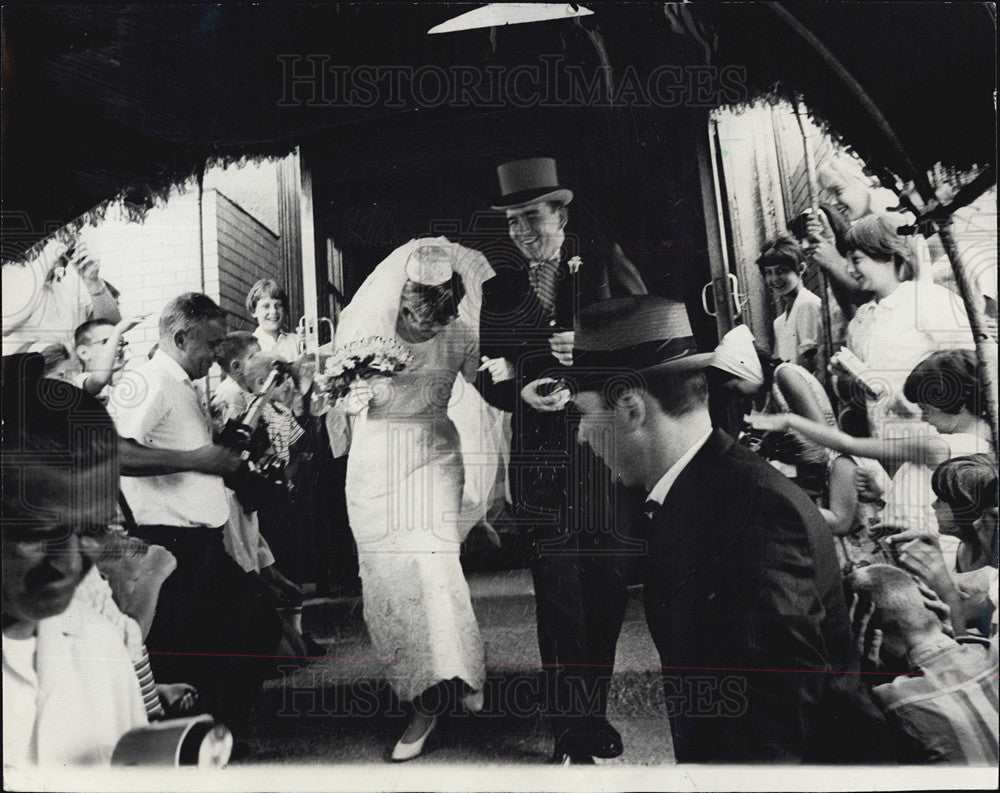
[478,356,514,383]
[339,381,375,415]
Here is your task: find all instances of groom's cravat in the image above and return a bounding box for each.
[528,257,560,316]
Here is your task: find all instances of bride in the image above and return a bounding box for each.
[331,238,499,761]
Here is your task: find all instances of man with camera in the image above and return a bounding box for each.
[110,293,281,737]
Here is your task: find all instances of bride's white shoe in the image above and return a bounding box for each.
[391,715,437,762]
[461,689,484,712]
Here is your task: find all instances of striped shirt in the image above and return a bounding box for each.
[132,647,165,720]
[873,635,999,764]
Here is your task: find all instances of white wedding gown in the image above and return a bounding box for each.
[345,320,486,703]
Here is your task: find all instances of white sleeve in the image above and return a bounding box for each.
[921,286,975,350]
[795,298,822,354]
[256,533,276,570]
[109,369,166,443]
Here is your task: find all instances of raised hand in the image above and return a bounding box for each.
[848,592,883,671]
[340,380,375,415]
[66,241,102,288]
[886,527,956,602]
[745,411,789,433]
[117,314,149,334]
[855,468,884,503]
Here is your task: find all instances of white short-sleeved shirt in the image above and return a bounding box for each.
[846,281,975,430]
[773,287,822,364]
[253,327,300,362]
[2,255,92,356]
[110,350,229,528]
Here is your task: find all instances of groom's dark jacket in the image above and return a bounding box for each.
[477,230,645,520]
[644,429,892,763]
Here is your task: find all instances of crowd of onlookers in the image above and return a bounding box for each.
[2,159,997,769]
[3,240,337,766]
[730,162,998,762]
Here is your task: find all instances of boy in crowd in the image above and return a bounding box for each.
[2,355,148,767]
[213,332,321,655]
[72,315,146,400]
[212,332,301,591]
[758,234,823,373]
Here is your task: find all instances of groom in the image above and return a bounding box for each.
[476,157,647,763]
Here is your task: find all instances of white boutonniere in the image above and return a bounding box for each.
[567,255,583,274]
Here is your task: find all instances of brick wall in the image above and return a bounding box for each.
[211,190,281,332]
[83,190,204,359]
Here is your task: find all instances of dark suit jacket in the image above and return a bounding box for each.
[644,429,890,763]
[477,232,646,516]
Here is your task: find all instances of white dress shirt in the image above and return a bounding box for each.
[645,428,714,508]
[111,350,229,527]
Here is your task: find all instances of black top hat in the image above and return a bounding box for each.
[492,157,574,210]
[570,296,714,391]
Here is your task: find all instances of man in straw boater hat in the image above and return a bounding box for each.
[476,158,647,764]
[568,295,892,763]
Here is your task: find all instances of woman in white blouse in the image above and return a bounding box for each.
[838,215,975,436]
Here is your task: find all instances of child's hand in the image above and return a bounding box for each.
[848,593,883,671]
[855,468,884,503]
[116,313,149,334]
[745,411,788,433]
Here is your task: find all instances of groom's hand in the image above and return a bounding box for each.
[548,331,574,366]
[521,378,571,412]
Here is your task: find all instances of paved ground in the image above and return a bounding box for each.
[239,569,675,766]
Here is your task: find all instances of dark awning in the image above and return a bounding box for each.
[3,2,994,256]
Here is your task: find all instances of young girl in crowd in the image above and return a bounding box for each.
[756,234,822,373]
[749,349,993,570]
[887,454,998,637]
[246,278,300,362]
[930,454,999,573]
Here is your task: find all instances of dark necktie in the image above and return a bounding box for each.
[528,258,559,316]
[631,499,659,538]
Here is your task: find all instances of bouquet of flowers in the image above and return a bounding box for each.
[313,336,414,402]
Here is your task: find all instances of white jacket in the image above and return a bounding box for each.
[3,599,147,767]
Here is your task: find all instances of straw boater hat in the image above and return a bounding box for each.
[492,157,574,210]
[570,296,714,392]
